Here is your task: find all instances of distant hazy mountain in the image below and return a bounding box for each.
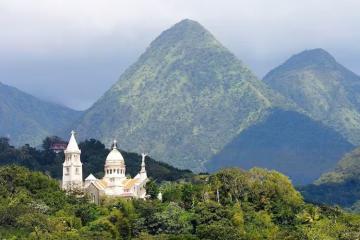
[75,19,287,170]
[300,146,360,211]
[0,82,82,146]
[263,48,360,145]
[316,147,360,185]
[206,109,353,185]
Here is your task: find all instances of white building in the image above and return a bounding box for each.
[62,131,83,190]
[62,131,148,204]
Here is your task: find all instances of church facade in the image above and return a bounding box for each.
[62,131,148,204]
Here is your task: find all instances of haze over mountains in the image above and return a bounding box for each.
[206,109,353,185]
[0,82,81,145]
[300,146,360,212]
[1,19,360,185]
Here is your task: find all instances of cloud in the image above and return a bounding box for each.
[0,0,359,109]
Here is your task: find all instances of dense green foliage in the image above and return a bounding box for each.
[207,109,353,184]
[0,137,193,182]
[1,165,359,239]
[75,19,287,171]
[263,48,360,145]
[300,146,360,212]
[0,82,82,146]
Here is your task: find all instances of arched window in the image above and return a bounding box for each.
[110,169,112,174]
[117,169,119,174]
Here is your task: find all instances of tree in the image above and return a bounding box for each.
[181,183,196,210]
[196,220,242,240]
[145,179,159,200]
[74,203,100,225]
[81,217,119,240]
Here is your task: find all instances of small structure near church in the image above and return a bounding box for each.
[50,141,68,153]
[61,131,149,204]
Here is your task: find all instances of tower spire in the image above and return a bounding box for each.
[140,153,148,179]
[113,139,117,149]
[62,130,83,191]
[65,130,80,153]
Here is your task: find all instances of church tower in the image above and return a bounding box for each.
[139,153,148,180]
[62,130,83,191]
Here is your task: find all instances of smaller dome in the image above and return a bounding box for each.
[105,140,125,165]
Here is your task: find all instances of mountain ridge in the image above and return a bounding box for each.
[0,82,82,146]
[75,19,288,171]
[300,146,360,212]
[263,48,360,145]
[206,108,354,184]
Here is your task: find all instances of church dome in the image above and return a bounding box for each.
[105,140,125,166]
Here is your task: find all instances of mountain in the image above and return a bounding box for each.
[263,48,360,145]
[316,146,360,184]
[300,146,360,212]
[206,109,353,185]
[0,82,82,146]
[75,19,287,170]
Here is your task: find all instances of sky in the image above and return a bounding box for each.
[0,0,359,110]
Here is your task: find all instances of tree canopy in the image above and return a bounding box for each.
[0,165,359,239]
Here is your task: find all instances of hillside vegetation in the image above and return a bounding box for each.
[0,82,82,146]
[1,165,360,239]
[264,48,360,145]
[206,109,353,185]
[0,136,193,182]
[300,146,360,213]
[75,19,287,171]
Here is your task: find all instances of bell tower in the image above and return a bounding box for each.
[62,130,83,191]
[140,153,148,180]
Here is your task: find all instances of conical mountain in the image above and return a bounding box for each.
[0,82,82,146]
[76,19,287,170]
[264,48,360,144]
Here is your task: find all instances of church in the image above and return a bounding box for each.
[61,131,149,204]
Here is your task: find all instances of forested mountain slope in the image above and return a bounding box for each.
[264,48,360,145]
[206,109,353,185]
[300,146,360,212]
[75,19,287,170]
[0,82,82,146]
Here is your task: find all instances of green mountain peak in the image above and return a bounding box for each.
[155,19,214,45]
[76,20,285,171]
[266,49,338,76]
[264,48,360,145]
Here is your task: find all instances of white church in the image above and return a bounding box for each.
[61,131,149,204]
